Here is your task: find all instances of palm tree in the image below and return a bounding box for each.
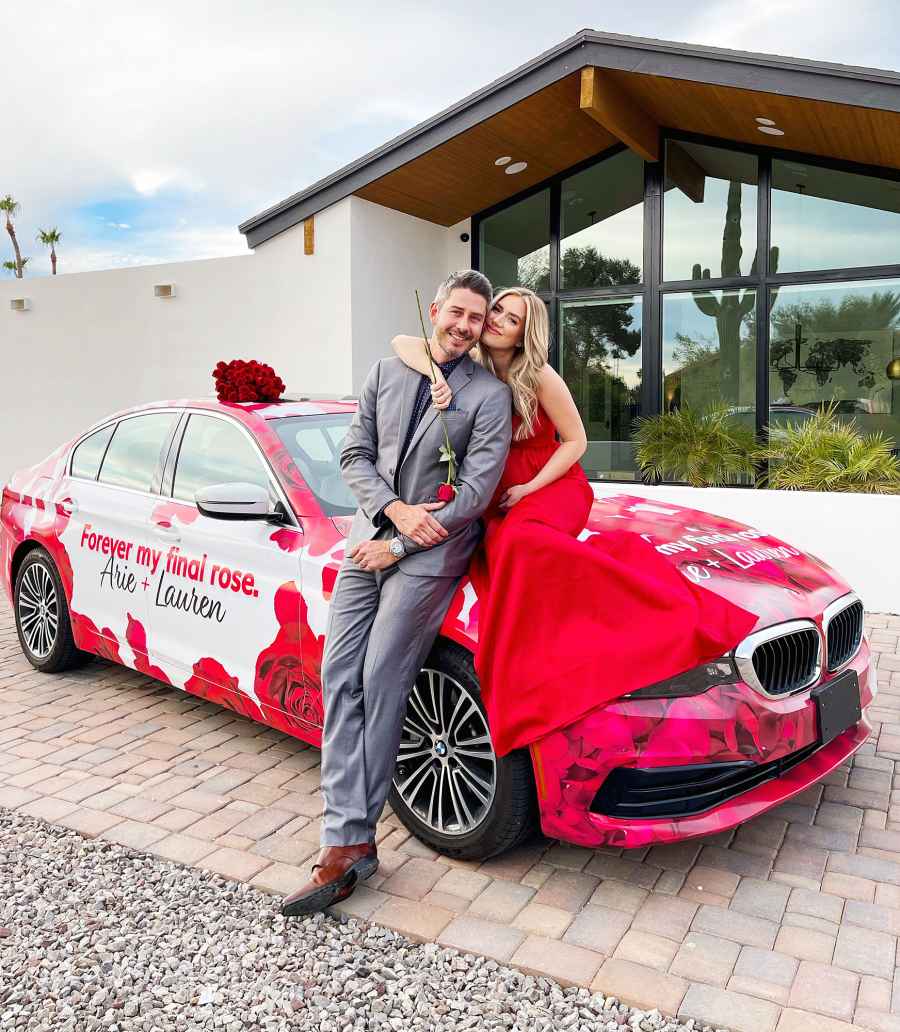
[0,195,25,278]
[36,227,61,275]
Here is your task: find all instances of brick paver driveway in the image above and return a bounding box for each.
[1,595,898,1032]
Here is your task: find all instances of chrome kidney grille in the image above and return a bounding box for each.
[824,597,864,671]
[752,629,820,695]
[735,620,822,698]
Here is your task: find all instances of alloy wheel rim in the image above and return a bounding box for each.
[17,563,58,660]
[394,667,496,837]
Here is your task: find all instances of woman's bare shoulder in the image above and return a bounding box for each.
[536,362,565,394]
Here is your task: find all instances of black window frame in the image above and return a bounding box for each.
[472,129,900,484]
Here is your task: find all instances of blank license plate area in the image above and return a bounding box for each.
[813,669,862,745]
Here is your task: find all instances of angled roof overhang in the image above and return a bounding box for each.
[239,30,900,247]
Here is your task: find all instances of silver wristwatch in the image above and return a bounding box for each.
[389,536,406,558]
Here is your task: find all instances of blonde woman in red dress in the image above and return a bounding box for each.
[391,287,756,758]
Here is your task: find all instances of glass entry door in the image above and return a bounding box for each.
[559,297,643,480]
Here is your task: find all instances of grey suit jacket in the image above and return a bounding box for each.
[341,353,513,577]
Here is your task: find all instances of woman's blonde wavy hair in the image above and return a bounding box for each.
[471,286,549,441]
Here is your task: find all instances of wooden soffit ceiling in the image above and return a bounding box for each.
[354,73,617,226]
[355,67,900,227]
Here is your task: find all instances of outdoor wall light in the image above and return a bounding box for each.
[505,161,528,175]
[154,283,176,299]
[9,298,30,312]
[494,156,511,166]
[886,357,900,380]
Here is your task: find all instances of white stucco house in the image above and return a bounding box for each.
[4,29,900,609]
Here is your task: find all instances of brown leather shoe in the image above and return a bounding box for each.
[355,841,379,881]
[281,843,376,917]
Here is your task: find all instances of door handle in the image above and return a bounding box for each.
[151,521,181,542]
[58,496,79,516]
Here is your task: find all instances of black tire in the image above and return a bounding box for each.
[13,549,92,673]
[388,637,539,862]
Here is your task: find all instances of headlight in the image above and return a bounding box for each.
[622,657,740,700]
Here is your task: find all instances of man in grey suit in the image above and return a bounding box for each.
[283,270,512,915]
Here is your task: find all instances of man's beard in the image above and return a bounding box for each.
[436,328,474,359]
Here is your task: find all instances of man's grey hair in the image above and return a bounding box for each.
[433,269,493,312]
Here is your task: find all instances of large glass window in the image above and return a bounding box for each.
[272,413,358,515]
[478,189,550,292]
[771,160,900,274]
[474,134,900,484]
[768,278,900,443]
[560,150,644,288]
[71,424,115,480]
[560,297,642,480]
[98,413,177,493]
[663,289,757,425]
[663,142,758,283]
[172,414,271,504]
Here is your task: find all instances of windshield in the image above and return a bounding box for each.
[271,413,357,516]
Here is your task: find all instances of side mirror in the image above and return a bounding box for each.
[195,482,284,522]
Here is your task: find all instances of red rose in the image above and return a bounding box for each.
[436,482,456,501]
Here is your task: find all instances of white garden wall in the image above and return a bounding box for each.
[592,482,900,615]
[0,200,355,485]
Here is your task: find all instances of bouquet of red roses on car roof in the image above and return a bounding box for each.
[212,359,285,403]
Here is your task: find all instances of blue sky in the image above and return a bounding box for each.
[5,0,900,277]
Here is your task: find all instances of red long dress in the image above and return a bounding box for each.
[468,403,758,757]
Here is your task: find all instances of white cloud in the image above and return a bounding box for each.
[130,171,177,197]
[4,0,899,275]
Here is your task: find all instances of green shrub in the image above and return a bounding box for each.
[755,402,900,493]
[633,405,757,488]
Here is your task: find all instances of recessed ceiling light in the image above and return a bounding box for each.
[505,161,528,175]
[758,126,785,136]
[494,156,511,166]
[755,117,776,126]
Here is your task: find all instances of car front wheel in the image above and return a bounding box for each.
[388,638,538,861]
[14,549,91,673]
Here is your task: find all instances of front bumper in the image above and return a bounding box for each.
[530,640,874,849]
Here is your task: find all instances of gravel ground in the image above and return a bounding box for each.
[0,809,730,1032]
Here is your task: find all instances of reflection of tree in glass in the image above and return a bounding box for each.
[671,332,718,368]
[517,249,551,292]
[689,181,774,401]
[770,292,899,391]
[561,273,641,436]
[561,245,641,290]
[665,331,754,411]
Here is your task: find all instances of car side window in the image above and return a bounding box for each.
[98,413,178,493]
[172,413,271,504]
[71,424,115,480]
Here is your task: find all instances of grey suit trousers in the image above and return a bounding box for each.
[318,553,461,847]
